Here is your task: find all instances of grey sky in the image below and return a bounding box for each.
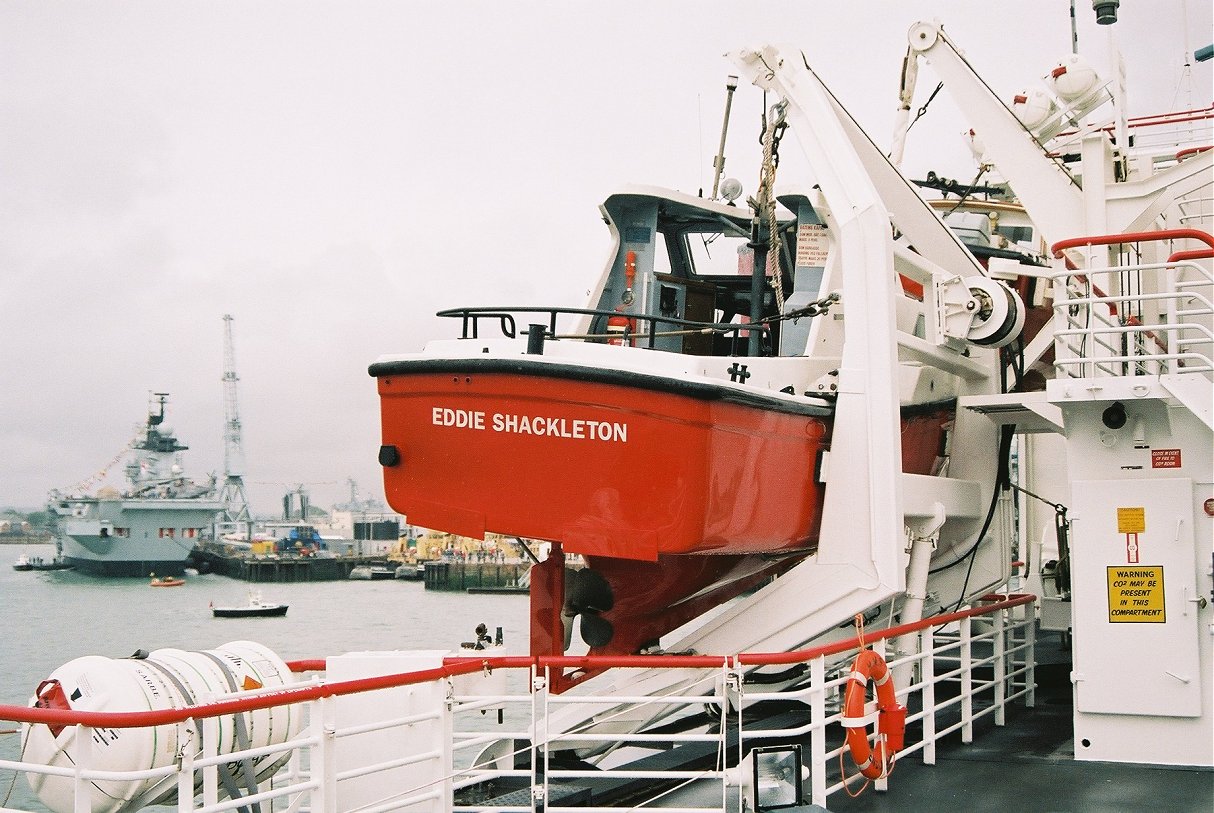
[1,1,1209,512]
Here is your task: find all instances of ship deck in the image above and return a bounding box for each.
[822,651,1213,812]
[471,630,1213,813]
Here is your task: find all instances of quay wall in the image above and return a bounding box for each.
[192,544,385,582]
[192,543,531,589]
[423,561,528,592]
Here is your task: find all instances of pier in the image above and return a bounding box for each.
[191,542,531,589]
[191,543,390,582]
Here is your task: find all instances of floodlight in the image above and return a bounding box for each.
[720,177,744,202]
[726,744,807,812]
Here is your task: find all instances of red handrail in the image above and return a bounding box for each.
[0,594,1035,729]
[1052,228,1214,258]
[1176,145,1213,161]
[1050,231,1213,321]
[1052,104,1214,139]
[0,657,535,730]
[1168,248,1214,264]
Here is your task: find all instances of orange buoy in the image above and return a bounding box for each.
[841,649,906,780]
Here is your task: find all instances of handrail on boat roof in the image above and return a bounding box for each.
[435,304,772,352]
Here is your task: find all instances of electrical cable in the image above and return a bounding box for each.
[936,424,1015,611]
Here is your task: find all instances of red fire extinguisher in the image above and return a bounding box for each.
[607,250,638,346]
[607,312,635,345]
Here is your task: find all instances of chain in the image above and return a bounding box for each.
[756,100,788,312]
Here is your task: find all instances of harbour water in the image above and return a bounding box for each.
[0,542,530,811]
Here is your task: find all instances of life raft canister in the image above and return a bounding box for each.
[841,649,906,780]
[22,640,299,813]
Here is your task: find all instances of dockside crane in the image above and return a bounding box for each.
[218,314,252,523]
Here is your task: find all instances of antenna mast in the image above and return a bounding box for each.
[710,75,739,200]
[219,314,251,523]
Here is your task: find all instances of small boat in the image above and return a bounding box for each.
[149,576,185,587]
[30,555,73,572]
[211,590,288,618]
[12,554,33,571]
[349,564,395,580]
[394,562,425,581]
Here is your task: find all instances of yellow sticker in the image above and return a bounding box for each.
[1116,506,1146,534]
[1107,566,1165,623]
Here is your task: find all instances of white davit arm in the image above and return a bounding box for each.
[889,44,920,169]
[667,44,910,659]
[904,20,1086,246]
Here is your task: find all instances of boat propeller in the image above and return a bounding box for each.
[562,568,615,649]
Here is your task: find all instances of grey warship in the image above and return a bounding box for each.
[50,394,223,577]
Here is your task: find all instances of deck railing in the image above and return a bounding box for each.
[0,594,1035,813]
[1049,230,1214,379]
[1047,104,1214,164]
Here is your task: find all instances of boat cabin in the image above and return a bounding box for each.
[581,186,823,358]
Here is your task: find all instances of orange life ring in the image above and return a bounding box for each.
[842,649,906,780]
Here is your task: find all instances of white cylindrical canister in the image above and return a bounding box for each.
[1010,87,1057,130]
[21,640,299,813]
[1048,55,1101,102]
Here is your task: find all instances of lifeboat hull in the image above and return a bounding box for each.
[374,363,833,561]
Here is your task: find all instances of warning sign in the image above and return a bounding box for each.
[1151,449,1182,468]
[1116,507,1145,534]
[1107,566,1165,623]
[795,224,830,267]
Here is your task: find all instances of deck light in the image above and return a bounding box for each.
[727,744,807,811]
[720,177,744,202]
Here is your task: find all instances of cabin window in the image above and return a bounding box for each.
[686,232,754,277]
[653,235,673,277]
[996,224,1035,248]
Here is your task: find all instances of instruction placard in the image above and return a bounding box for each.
[1107,566,1165,623]
[795,224,829,267]
[1116,507,1145,534]
[1151,448,1182,468]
